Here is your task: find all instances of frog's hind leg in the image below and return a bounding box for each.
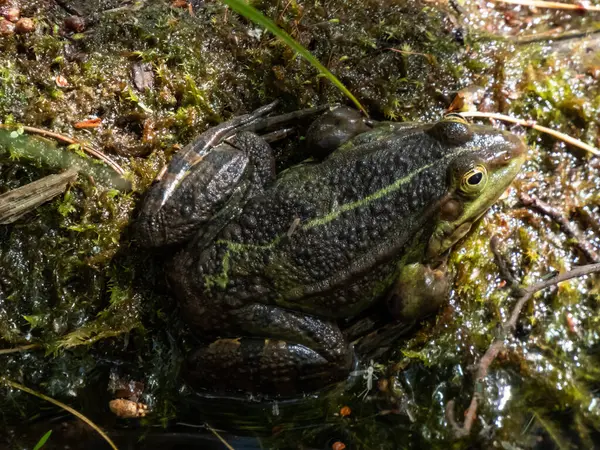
[136,130,279,249]
[136,104,327,249]
[187,338,340,395]
[144,102,279,214]
[186,304,353,395]
[152,103,326,212]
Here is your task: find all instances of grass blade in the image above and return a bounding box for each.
[2,378,119,450]
[222,0,367,116]
[33,430,52,450]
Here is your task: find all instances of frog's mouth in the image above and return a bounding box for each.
[426,132,526,260]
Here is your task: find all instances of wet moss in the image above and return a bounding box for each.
[0,0,599,449]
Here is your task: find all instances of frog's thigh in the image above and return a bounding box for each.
[230,304,350,363]
[387,262,449,321]
[137,134,275,248]
[187,338,342,394]
[136,146,251,247]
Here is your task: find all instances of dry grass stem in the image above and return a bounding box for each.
[0,124,126,175]
[205,423,235,450]
[0,344,41,355]
[457,111,600,157]
[491,0,600,11]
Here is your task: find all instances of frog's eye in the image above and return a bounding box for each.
[460,164,488,196]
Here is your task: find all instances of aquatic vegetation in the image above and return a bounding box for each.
[2,378,118,450]
[32,430,52,450]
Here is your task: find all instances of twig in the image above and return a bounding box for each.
[0,124,126,176]
[0,169,78,224]
[519,193,600,263]
[490,236,524,294]
[0,344,40,355]
[205,423,235,450]
[506,262,600,329]
[446,255,600,438]
[456,111,600,157]
[2,378,119,450]
[491,0,600,11]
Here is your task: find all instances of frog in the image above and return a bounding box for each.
[135,102,526,396]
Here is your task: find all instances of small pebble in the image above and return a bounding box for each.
[0,7,19,22]
[339,406,351,417]
[15,17,34,34]
[109,399,149,419]
[0,18,14,35]
[55,75,69,87]
[64,15,85,33]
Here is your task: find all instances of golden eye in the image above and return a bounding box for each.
[460,164,488,196]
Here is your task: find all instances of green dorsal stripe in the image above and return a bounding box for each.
[207,148,466,290]
[303,149,465,229]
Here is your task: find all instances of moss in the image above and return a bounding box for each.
[0,0,599,449]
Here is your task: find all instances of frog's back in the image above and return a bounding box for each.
[169,127,457,321]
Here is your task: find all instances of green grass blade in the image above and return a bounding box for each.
[222,0,368,116]
[2,378,119,450]
[33,430,52,450]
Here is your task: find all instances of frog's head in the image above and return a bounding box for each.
[425,117,526,260]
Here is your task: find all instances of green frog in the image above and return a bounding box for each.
[136,103,526,396]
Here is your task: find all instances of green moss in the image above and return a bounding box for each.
[0,0,599,449]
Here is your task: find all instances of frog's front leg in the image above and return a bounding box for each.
[186,304,353,395]
[386,261,449,321]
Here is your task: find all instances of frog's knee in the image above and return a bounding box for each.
[305,106,371,159]
[135,147,250,248]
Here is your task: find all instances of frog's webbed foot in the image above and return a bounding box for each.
[185,304,353,395]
